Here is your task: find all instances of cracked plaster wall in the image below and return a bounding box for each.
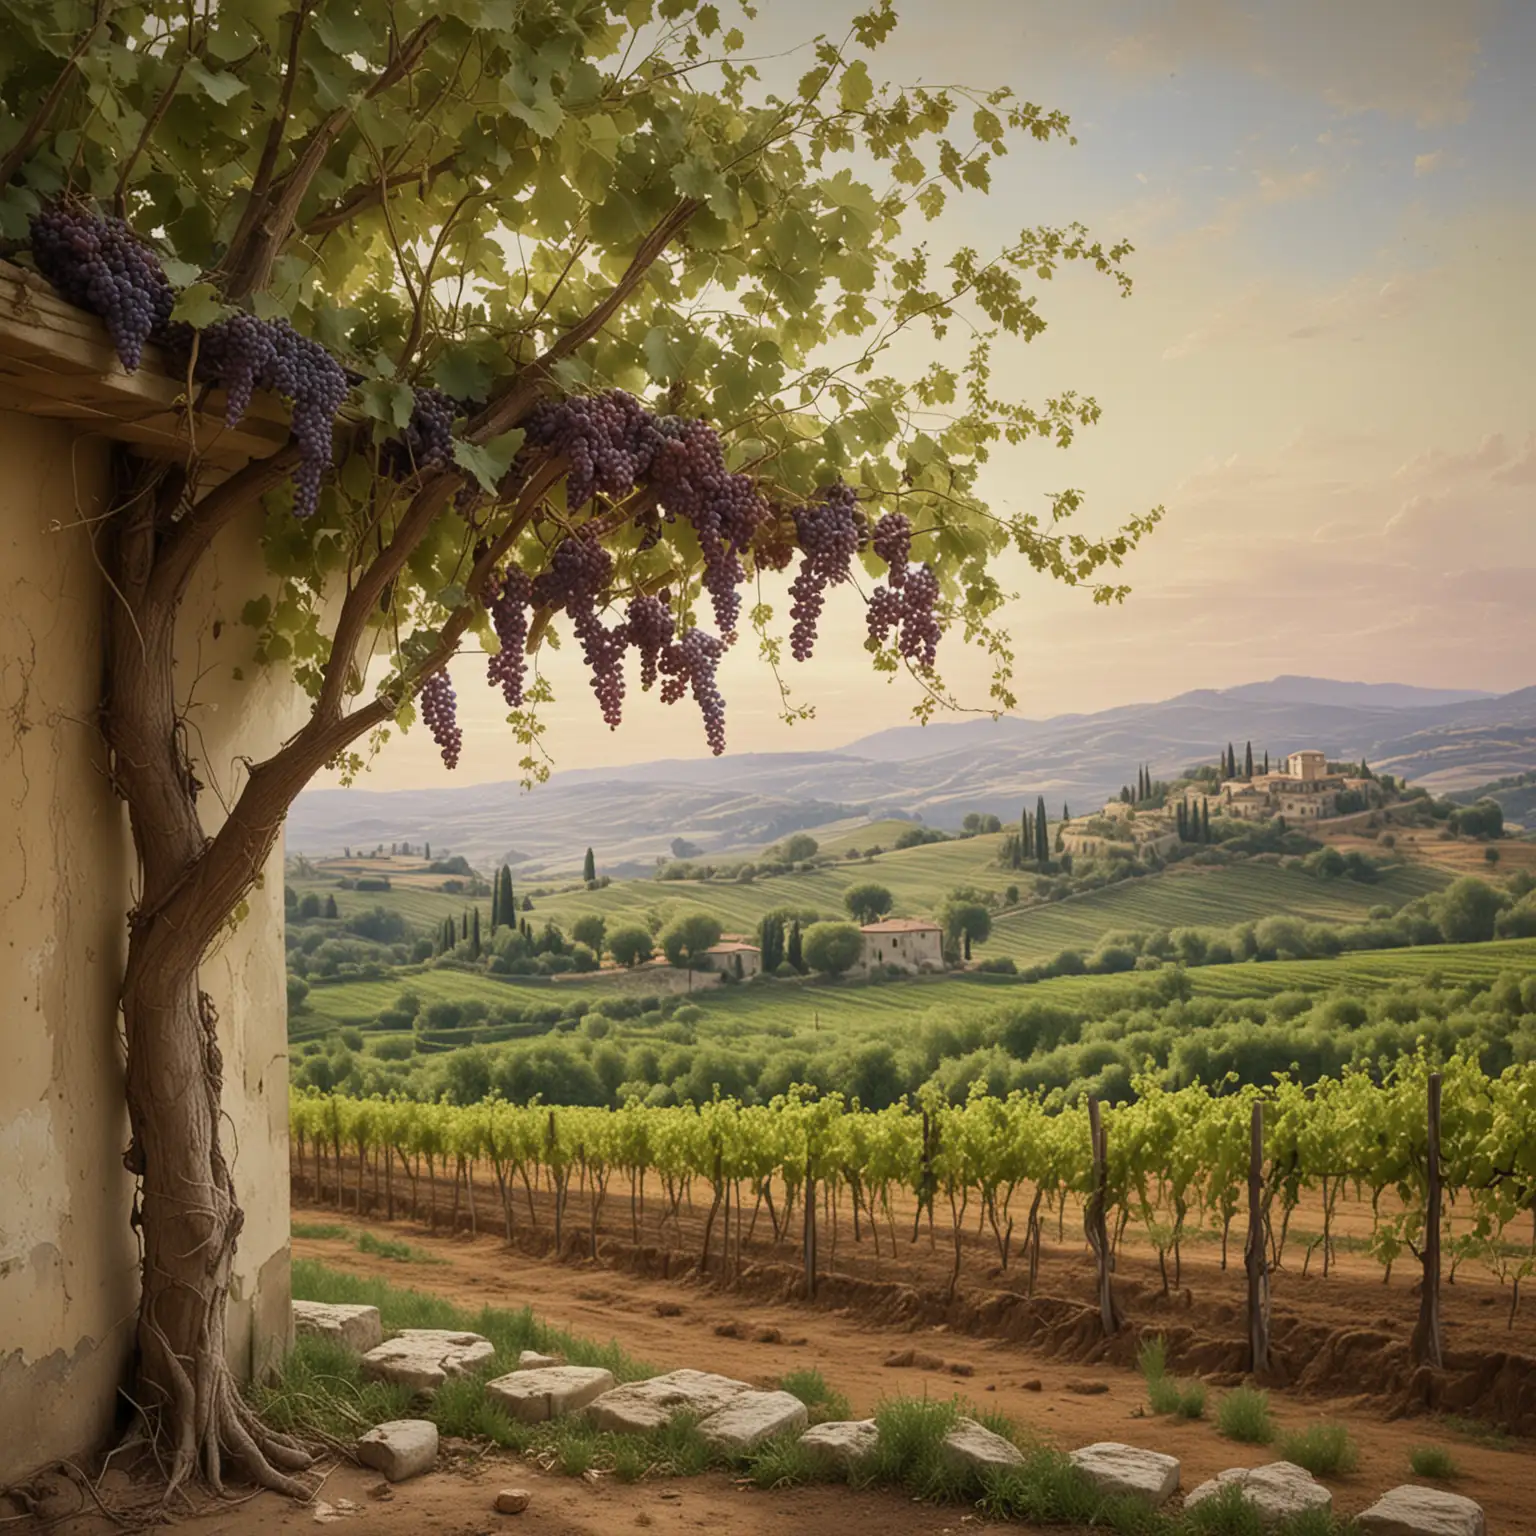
[0,410,300,1481]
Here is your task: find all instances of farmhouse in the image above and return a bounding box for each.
[1061,803,1181,860]
[699,941,762,978]
[859,918,944,974]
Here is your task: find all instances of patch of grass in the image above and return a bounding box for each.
[356,1229,443,1264]
[1278,1422,1357,1477]
[291,1221,352,1240]
[1438,1414,1515,1450]
[1216,1386,1275,1445]
[248,1336,411,1440]
[1140,1333,1206,1419]
[747,1433,827,1490]
[1410,1445,1461,1479]
[778,1367,852,1425]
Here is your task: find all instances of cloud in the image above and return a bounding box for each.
[1414,149,1448,177]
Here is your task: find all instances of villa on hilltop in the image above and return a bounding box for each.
[858,917,944,975]
[1197,748,1383,823]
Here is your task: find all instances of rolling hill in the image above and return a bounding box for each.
[286,676,1536,877]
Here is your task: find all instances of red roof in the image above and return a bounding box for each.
[860,919,940,934]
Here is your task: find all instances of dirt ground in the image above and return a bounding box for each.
[19,1200,1536,1535]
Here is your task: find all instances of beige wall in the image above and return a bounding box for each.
[0,409,298,1483]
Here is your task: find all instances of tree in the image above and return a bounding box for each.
[1016,804,1028,869]
[583,847,596,883]
[1063,803,1071,822]
[779,833,821,863]
[843,883,895,924]
[0,0,1161,1491]
[470,907,482,960]
[424,843,431,860]
[660,913,723,985]
[1201,798,1211,842]
[1035,796,1049,865]
[670,837,703,861]
[571,914,607,955]
[490,876,500,932]
[522,895,534,913]
[498,866,515,929]
[939,898,992,954]
[323,894,338,920]
[802,921,864,977]
[1245,741,1253,778]
[607,925,654,969]
[787,921,805,974]
[1262,751,1269,775]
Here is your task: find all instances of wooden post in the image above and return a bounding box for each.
[1245,1101,1270,1374]
[1412,1072,1444,1368]
[1083,1098,1119,1334]
[803,1155,818,1301]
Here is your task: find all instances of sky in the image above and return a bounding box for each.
[323,0,1536,792]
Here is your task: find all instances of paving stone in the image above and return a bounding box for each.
[292,1300,383,1354]
[1358,1486,1485,1536]
[485,1366,617,1423]
[356,1419,438,1482]
[1070,1442,1180,1507]
[941,1417,1026,1474]
[799,1419,881,1473]
[360,1330,494,1394]
[517,1350,563,1370]
[697,1390,808,1452]
[584,1369,753,1434]
[1185,1462,1333,1526]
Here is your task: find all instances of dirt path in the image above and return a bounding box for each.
[287,1214,1535,1532]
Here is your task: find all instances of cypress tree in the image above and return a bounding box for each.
[490,877,500,932]
[323,893,338,919]
[460,910,469,941]
[1245,741,1253,778]
[1263,750,1270,775]
[498,865,515,925]
[1035,796,1049,864]
[1201,798,1210,842]
[522,893,533,911]
[787,919,804,972]
[963,931,972,961]
[470,907,482,959]
[583,846,596,882]
[424,841,431,858]
[1018,805,1029,868]
[1176,801,1187,839]
[1062,802,1070,822]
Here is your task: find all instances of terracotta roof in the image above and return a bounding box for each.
[704,941,760,954]
[860,919,941,934]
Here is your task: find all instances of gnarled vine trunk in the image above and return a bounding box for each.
[106,462,312,1495]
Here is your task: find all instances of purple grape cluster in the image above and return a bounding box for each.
[30,202,174,371]
[193,311,278,426]
[524,391,767,638]
[485,565,531,707]
[897,563,942,668]
[659,627,728,755]
[787,482,863,660]
[419,669,462,768]
[863,511,941,666]
[871,511,912,584]
[387,386,457,476]
[532,536,631,728]
[626,593,675,690]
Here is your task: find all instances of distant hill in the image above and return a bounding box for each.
[286,678,1536,875]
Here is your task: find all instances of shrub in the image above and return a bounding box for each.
[1216,1387,1274,1444]
[1278,1422,1356,1475]
[1409,1445,1459,1479]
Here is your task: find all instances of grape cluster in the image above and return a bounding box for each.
[193,312,278,427]
[626,593,675,690]
[525,390,651,508]
[485,566,531,707]
[419,669,463,769]
[787,482,863,660]
[532,535,631,727]
[385,386,457,477]
[897,563,942,668]
[871,511,912,585]
[865,584,905,647]
[30,203,175,372]
[660,627,728,755]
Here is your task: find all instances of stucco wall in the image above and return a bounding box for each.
[0,408,298,1482]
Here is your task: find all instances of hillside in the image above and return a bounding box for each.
[286,677,1536,876]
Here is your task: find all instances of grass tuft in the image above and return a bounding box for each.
[1140,1332,1206,1419]
[291,1221,352,1240]
[778,1367,852,1425]
[1409,1445,1460,1480]
[1215,1386,1275,1444]
[1278,1422,1357,1477]
[356,1229,443,1264]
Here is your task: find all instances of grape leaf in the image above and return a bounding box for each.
[452,429,526,491]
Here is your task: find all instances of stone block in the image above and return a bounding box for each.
[1358,1486,1485,1536]
[292,1300,383,1354]
[799,1419,880,1473]
[1185,1462,1333,1526]
[360,1330,494,1394]
[585,1369,752,1434]
[356,1419,438,1482]
[1070,1442,1180,1507]
[941,1417,1026,1474]
[485,1366,617,1424]
[697,1390,808,1452]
